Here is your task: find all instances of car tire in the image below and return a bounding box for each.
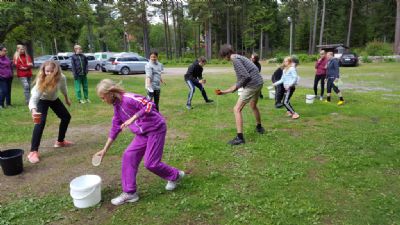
[121,67,130,75]
[95,64,101,71]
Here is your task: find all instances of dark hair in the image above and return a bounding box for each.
[198,56,207,63]
[0,44,5,51]
[291,55,299,65]
[252,53,259,62]
[219,44,234,58]
[150,51,158,57]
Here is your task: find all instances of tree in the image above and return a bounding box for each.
[346,0,354,47]
[311,0,318,54]
[395,0,400,54]
[319,0,326,46]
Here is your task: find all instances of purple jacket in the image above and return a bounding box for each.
[109,92,166,140]
[315,57,327,76]
[0,56,13,79]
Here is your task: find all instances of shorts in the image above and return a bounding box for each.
[239,84,263,103]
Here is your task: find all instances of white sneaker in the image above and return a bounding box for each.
[165,170,185,191]
[111,192,139,206]
[319,96,323,101]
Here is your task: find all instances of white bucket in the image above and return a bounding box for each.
[70,175,102,208]
[306,94,316,104]
[269,90,275,99]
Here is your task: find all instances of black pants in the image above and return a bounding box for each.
[147,89,160,111]
[31,98,71,151]
[327,78,340,94]
[275,84,285,107]
[284,86,296,114]
[313,74,326,96]
[0,77,12,107]
[185,79,209,106]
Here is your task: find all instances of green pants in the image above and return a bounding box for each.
[74,75,88,100]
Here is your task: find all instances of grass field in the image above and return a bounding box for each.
[0,62,399,225]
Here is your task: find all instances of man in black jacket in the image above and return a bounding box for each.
[71,45,89,104]
[184,56,213,109]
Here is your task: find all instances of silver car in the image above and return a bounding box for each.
[104,53,149,75]
[85,54,102,70]
[34,55,69,68]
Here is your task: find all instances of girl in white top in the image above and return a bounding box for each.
[27,61,73,164]
[273,56,300,119]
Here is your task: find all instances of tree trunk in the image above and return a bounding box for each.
[205,19,212,60]
[346,0,354,47]
[141,1,150,58]
[395,0,400,54]
[87,22,94,52]
[259,31,263,59]
[171,1,177,58]
[308,2,313,54]
[162,1,170,59]
[226,6,230,44]
[265,33,269,57]
[311,0,318,54]
[53,37,58,54]
[166,4,172,59]
[194,23,197,58]
[319,0,326,46]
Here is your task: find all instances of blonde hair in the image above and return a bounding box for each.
[13,45,30,65]
[35,61,62,93]
[282,56,293,72]
[96,79,125,103]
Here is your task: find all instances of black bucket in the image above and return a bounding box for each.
[0,149,24,176]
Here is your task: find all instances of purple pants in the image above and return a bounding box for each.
[121,130,179,193]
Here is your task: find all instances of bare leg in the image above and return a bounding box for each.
[233,99,247,133]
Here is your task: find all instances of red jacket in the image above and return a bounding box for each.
[14,54,33,78]
[315,57,327,76]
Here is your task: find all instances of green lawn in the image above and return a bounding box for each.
[0,62,399,225]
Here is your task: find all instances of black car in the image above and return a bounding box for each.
[339,53,359,66]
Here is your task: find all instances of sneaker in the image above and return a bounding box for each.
[337,100,345,106]
[166,170,185,191]
[227,136,245,145]
[79,99,86,104]
[85,99,91,103]
[27,151,40,164]
[186,105,192,110]
[291,113,300,119]
[111,192,139,206]
[286,111,293,117]
[54,140,74,148]
[256,126,265,134]
[205,99,214,103]
[319,96,323,101]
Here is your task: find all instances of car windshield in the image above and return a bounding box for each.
[108,57,116,62]
[343,54,355,57]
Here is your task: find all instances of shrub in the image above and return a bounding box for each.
[365,41,393,56]
[361,55,372,63]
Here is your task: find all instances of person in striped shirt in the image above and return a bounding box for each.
[216,44,265,145]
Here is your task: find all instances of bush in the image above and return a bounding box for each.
[383,57,395,63]
[365,41,393,56]
[361,55,372,63]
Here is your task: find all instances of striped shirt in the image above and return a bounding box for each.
[231,54,264,89]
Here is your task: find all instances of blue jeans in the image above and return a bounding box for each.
[0,77,12,107]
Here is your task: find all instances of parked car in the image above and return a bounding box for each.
[34,55,70,69]
[94,52,117,72]
[85,54,102,70]
[104,53,149,75]
[339,53,359,67]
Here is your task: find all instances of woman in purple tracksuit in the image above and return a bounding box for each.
[0,45,13,109]
[94,79,184,206]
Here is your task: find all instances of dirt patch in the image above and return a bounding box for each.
[307,169,320,181]
[312,155,329,164]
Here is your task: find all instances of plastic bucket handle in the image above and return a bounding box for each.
[70,187,97,200]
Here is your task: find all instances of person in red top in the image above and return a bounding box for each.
[314,50,328,101]
[13,45,33,104]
